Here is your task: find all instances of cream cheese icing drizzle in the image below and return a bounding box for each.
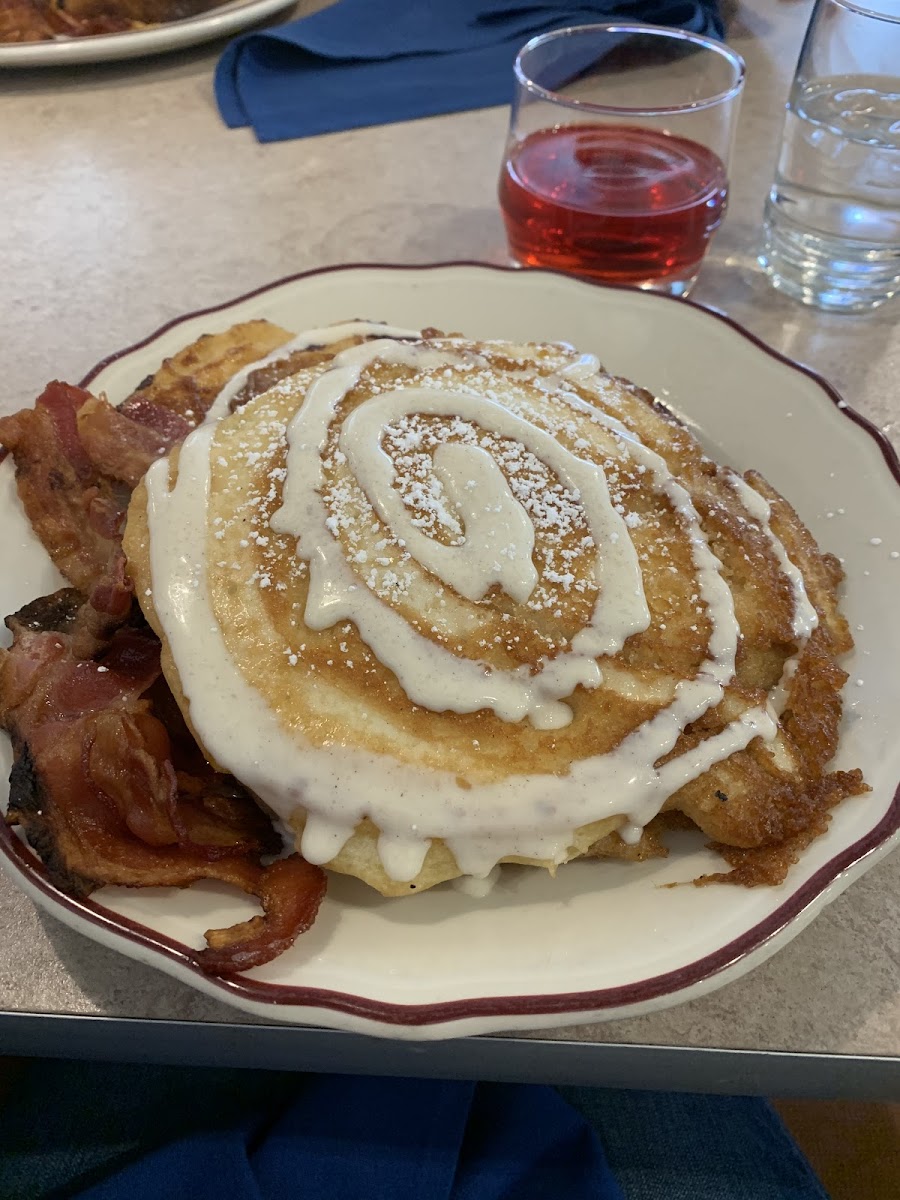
[270,339,650,729]
[142,332,812,883]
[727,473,818,641]
[725,473,818,724]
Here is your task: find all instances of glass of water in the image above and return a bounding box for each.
[759,0,900,312]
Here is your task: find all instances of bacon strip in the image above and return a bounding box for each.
[0,323,295,591]
[0,384,196,589]
[198,856,326,974]
[76,395,189,490]
[1,590,325,975]
[0,383,126,592]
[118,395,193,443]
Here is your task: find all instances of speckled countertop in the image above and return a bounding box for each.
[1,0,898,1076]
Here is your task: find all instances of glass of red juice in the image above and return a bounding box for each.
[499,23,745,296]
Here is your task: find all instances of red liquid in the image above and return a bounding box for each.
[499,124,728,285]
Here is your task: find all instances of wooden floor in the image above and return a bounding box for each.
[774,1101,900,1199]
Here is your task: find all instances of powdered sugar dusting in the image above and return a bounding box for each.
[142,329,809,883]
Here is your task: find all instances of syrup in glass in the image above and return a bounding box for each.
[499,124,728,285]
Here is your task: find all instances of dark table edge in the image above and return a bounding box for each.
[0,1014,897,1101]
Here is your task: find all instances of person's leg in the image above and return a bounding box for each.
[559,1086,831,1200]
[0,1061,832,1200]
[0,1058,296,1200]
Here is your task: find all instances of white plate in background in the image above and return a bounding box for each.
[0,0,293,67]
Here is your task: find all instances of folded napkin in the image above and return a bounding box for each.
[216,0,725,143]
[74,1076,626,1200]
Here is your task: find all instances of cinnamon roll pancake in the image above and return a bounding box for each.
[124,328,864,896]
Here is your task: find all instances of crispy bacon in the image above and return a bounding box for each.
[76,395,188,489]
[198,856,326,974]
[0,383,126,591]
[118,394,193,443]
[0,325,294,589]
[1,589,325,975]
[70,551,135,659]
[0,325,339,972]
[0,383,193,589]
[38,379,94,479]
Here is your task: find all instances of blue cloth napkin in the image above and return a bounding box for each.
[72,1076,626,1199]
[215,0,725,143]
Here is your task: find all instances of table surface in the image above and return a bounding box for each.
[1,0,899,1094]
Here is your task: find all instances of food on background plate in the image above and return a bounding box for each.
[0,316,866,974]
[0,0,228,42]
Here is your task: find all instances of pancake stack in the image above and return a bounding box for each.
[125,329,862,895]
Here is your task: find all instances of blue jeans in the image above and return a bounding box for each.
[0,1061,829,1199]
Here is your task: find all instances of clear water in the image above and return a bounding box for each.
[760,75,900,311]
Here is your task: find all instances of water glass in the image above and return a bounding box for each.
[497,23,745,297]
[759,0,900,312]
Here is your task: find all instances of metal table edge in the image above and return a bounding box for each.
[0,1013,897,1101]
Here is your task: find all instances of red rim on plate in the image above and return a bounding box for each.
[3,262,899,1029]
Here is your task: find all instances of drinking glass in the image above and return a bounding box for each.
[497,23,745,297]
[759,0,900,312]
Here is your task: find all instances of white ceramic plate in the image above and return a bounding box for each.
[0,0,293,67]
[2,263,899,1041]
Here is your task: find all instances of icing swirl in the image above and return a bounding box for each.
[141,329,815,882]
